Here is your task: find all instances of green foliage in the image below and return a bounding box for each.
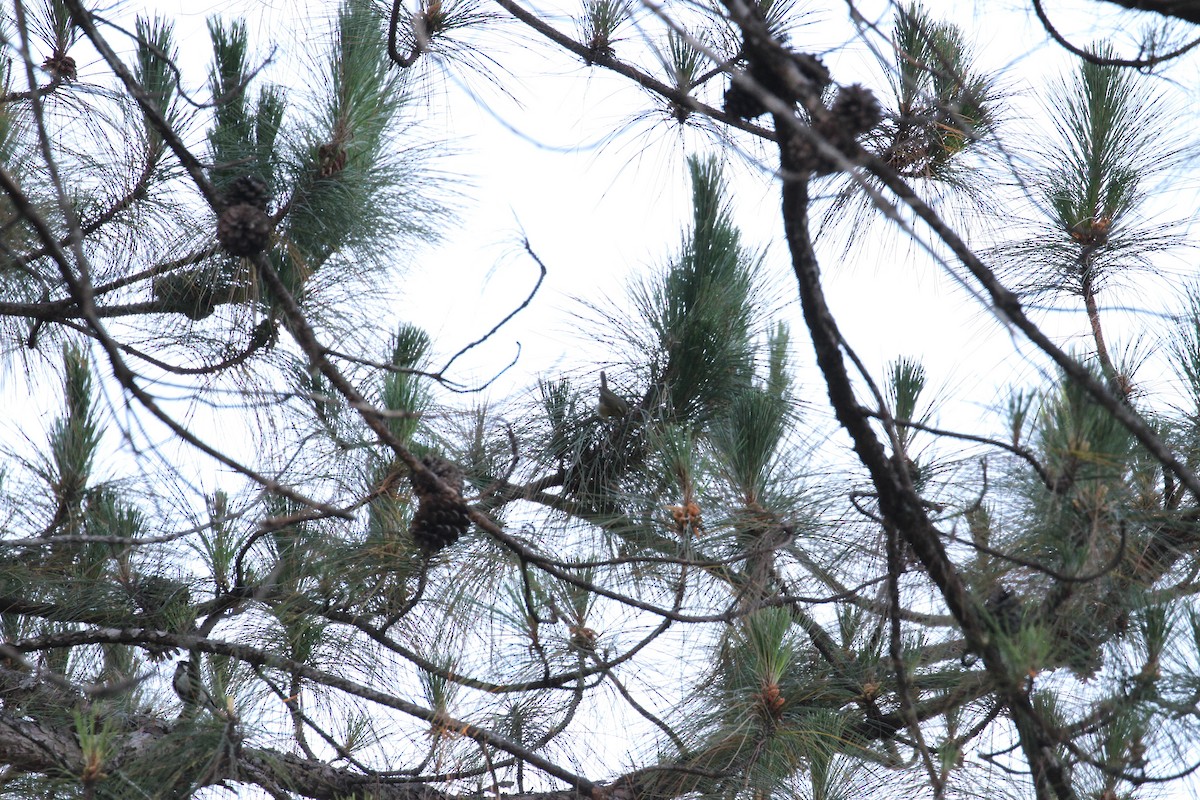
[726,607,795,688]
[554,156,792,526]
[133,17,178,160]
[207,18,280,193]
[281,0,430,289]
[0,91,15,166]
[30,0,74,55]
[666,28,704,95]
[880,2,997,179]
[672,610,858,794]
[1046,46,1159,250]
[886,356,926,448]
[195,492,238,594]
[709,386,790,506]
[382,323,432,445]
[820,3,1000,245]
[998,43,1181,304]
[208,20,254,178]
[579,0,633,61]
[418,653,460,719]
[42,343,99,534]
[636,155,759,426]
[1037,363,1135,496]
[756,0,810,42]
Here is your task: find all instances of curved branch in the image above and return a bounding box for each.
[863,412,1055,491]
[0,74,67,104]
[437,238,546,375]
[1032,0,1200,68]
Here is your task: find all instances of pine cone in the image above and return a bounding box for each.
[831,84,882,136]
[410,501,471,551]
[217,204,272,256]
[409,455,471,552]
[41,52,77,82]
[782,130,838,176]
[410,454,465,498]
[791,52,831,88]
[569,625,598,652]
[317,143,348,177]
[724,80,767,120]
[741,48,828,109]
[223,175,271,210]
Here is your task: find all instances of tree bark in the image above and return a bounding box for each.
[1094,0,1200,25]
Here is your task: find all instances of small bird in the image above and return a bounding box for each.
[985,586,1024,636]
[597,371,629,419]
[173,660,214,712]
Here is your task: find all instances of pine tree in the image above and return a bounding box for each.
[0,1,1199,800]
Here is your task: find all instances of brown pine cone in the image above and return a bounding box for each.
[831,84,882,136]
[217,204,272,256]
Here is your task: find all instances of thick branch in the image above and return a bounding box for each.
[769,97,1078,800]
[0,707,452,800]
[1092,0,1200,25]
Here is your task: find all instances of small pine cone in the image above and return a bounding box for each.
[724,80,767,120]
[409,455,470,552]
[791,52,831,88]
[583,35,613,65]
[317,143,348,177]
[217,203,272,256]
[410,500,471,552]
[224,175,271,210]
[748,60,789,106]
[831,84,882,136]
[410,455,465,499]
[42,52,77,82]
[759,682,785,719]
[782,130,837,176]
[569,625,598,652]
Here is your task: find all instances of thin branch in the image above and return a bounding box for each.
[865,154,1200,506]
[863,411,1055,491]
[11,627,600,795]
[438,238,546,375]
